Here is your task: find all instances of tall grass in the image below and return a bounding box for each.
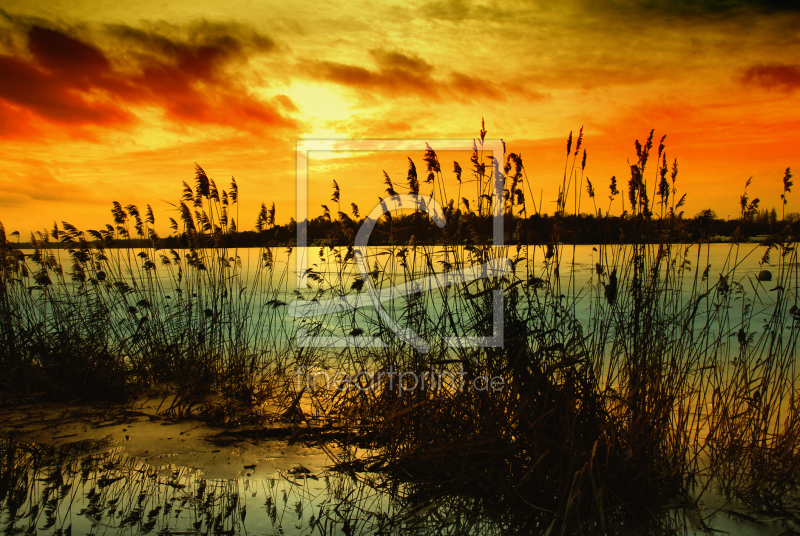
[0,127,798,531]
[308,130,800,530]
[0,167,306,420]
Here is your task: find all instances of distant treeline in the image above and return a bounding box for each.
[11,207,798,249]
[307,207,796,246]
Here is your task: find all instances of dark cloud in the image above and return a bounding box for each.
[310,50,439,98]
[634,0,800,14]
[0,55,132,126]
[449,72,505,100]
[0,20,299,137]
[0,25,133,127]
[308,49,548,102]
[372,50,435,75]
[568,0,800,18]
[741,63,800,91]
[29,26,111,76]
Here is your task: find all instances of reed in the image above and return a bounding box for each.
[0,166,311,420]
[0,125,798,532]
[313,129,800,531]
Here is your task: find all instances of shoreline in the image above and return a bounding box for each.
[0,393,334,481]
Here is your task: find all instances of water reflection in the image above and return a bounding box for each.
[4,436,796,535]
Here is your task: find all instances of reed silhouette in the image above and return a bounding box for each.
[0,125,798,532]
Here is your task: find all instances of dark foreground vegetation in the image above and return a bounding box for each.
[1,125,799,533]
[0,436,737,535]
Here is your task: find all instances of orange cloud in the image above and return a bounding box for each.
[0,159,96,211]
[0,22,300,138]
[0,29,133,127]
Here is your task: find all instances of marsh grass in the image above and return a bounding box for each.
[309,130,800,531]
[0,127,798,532]
[0,167,306,421]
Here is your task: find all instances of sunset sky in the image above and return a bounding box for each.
[0,0,798,237]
